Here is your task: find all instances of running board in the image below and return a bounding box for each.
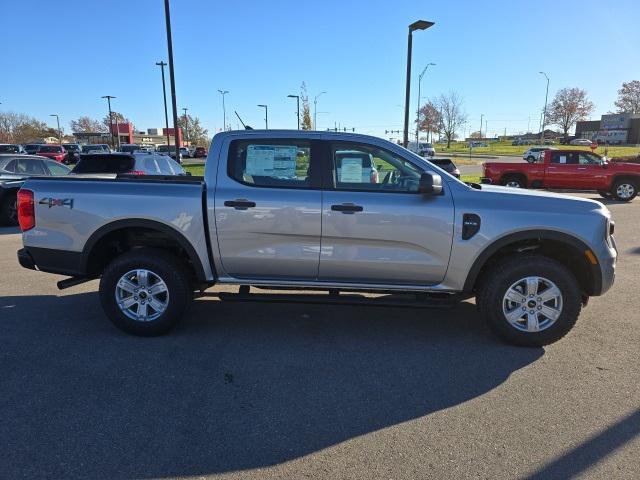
[197,288,461,309]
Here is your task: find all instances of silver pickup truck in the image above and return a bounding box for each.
[16,131,617,346]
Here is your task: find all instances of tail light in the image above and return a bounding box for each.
[17,189,35,231]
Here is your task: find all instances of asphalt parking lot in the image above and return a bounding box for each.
[1,193,639,480]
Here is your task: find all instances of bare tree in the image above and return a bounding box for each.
[435,91,467,148]
[547,87,594,141]
[417,101,442,142]
[102,111,132,131]
[614,80,640,114]
[0,111,56,143]
[300,82,312,130]
[70,116,106,133]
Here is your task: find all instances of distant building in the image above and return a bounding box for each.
[73,123,184,147]
[575,113,640,145]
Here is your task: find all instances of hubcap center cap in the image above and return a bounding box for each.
[527,300,537,308]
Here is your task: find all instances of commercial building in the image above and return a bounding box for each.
[575,113,640,145]
[73,123,184,147]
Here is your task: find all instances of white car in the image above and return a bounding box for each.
[570,138,593,146]
[522,146,555,163]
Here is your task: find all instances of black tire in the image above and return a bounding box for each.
[526,156,536,163]
[477,254,582,347]
[0,193,18,226]
[598,190,612,199]
[501,175,526,188]
[611,179,637,202]
[99,248,192,336]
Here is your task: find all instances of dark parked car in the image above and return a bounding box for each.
[156,144,183,163]
[62,143,82,164]
[0,154,71,225]
[81,144,111,154]
[71,152,187,176]
[430,158,460,178]
[0,144,27,154]
[24,144,43,155]
[193,146,208,158]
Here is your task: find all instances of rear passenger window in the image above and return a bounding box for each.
[228,140,314,188]
[3,159,17,172]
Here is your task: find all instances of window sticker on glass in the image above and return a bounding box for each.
[246,145,297,178]
[559,155,567,164]
[339,157,365,183]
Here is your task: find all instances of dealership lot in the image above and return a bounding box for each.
[1,194,638,479]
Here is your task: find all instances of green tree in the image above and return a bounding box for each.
[177,114,209,146]
[300,82,312,130]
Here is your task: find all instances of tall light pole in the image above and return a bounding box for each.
[539,71,550,144]
[257,104,268,129]
[479,113,484,139]
[182,107,189,146]
[415,62,435,144]
[101,95,116,149]
[164,0,181,156]
[50,114,61,145]
[218,90,229,131]
[314,91,326,130]
[403,20,435,148]
[287,94,300,129]
[155,61,171,146]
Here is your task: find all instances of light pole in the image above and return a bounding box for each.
[257,104,268,129]
[101,95,116,149]
[479,113,484,139]
[155,61,171,146]
[539,71,549,144]
[218,90,229,131]
[182,107,189,146]
[314,91,326,130]
[287,94,300,130]
[415,62,435,144]
[164,0,181,156]
[403,20,435,148]
[50,114,61,145]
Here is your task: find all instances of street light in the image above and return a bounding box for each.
[50,114,61,145]
[155,61,171,146]
[257,104,268,129]
[218,90,229,131]
[479,113,484,139]
[287,94,300,130]
[314,91,326,130]
[415,63,435,144]
[403,20,435,147]
[182,107,189,146]
[101,95,116,149]
[539,71,550,144]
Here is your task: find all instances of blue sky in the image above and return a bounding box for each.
[2,0,639,141]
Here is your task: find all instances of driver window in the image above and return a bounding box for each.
[578,153,601,165]
[331,142,423,193]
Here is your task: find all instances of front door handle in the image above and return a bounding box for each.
[577,167,587,170]
[331,203,363,214]
[224,199,256,210]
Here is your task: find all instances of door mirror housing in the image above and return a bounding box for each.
[419,172,443,195]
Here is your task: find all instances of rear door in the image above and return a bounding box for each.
[319,140,454,285]
[214,137,322,280]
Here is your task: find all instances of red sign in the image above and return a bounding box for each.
[590,142,597,151]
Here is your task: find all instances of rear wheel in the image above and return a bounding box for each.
[611,179,637,202]
[99,248,192,336]
[501,175,526,188]
[0,194,18,226]
[477,254,582,346]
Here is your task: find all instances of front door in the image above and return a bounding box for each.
[544,152,581,188]
[574,152,609,190]
[214,137,322,280]
[319,141,454,285]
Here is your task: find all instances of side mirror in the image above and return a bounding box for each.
[419,172,443,195]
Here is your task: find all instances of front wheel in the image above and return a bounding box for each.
[99,248,192,336]
[477,254,582,346]
[611,179,637,202]
[501,175,526,188]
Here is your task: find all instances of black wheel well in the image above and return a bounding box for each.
[500,172,527,184]
[469,237,598,296]
[611,175,639,187]
[84,225,204,283]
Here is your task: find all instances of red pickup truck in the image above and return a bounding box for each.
[482,150,640,201]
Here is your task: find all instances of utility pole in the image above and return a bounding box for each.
[287,94,300,129]
[164,0,181,156]
[416,63,435,145]
[403,20,435,147]
[539,71,550,144]
[479,113,483,139]
[257,104,268,129]
[218,90,229,131]
[49,114,61,145]
[101,95,115,149]
[182,107,189,146]
[155,61,171,146]
[314,91,326,130]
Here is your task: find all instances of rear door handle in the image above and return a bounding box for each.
[224,199,256,210]
[331,203,363,214]
[577,167,587,170]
